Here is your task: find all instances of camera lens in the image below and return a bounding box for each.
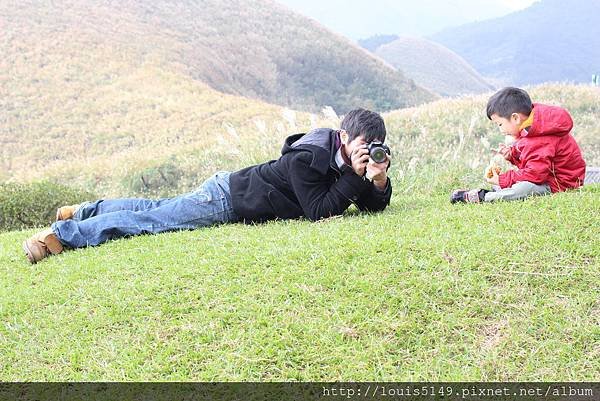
[370,147,386,163]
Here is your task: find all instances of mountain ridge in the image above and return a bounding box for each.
[431,0,600,86]
[1,0,434,115]
[374,36,494,97]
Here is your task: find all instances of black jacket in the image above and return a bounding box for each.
[229,128,392,222]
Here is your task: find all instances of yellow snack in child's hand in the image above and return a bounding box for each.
[485,165,502,179]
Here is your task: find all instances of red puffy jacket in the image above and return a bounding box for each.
[499,103,586,193]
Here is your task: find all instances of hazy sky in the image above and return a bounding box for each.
[277,0,540,40]
[498,0,539,9]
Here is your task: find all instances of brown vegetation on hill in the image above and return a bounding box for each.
[1,0,432,115]
[375,37,494,97]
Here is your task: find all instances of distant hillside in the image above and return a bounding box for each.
[276,0,516,39]
[431,0,600,86]
[358,35,399,53]
[0,0,433,115]
[0,59,323,196]
[374,37,494,97]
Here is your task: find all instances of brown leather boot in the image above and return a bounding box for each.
[22,228,64,264]
[56,204,80,221]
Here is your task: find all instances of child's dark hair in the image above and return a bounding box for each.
[486,87,533,120]
[340,108,386,142]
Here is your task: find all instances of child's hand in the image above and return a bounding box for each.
[485,165,502,179]
[485,167,500,186]
[496,143,512,160]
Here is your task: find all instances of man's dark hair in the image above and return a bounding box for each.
[486,87,533,120]
[340,108,386,142]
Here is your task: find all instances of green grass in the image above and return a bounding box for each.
[1,185,598,381]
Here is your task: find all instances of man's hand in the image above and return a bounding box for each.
[366,154,390,190]
[485,167,500,186]
[350,145,370,176]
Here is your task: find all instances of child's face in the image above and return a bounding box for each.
[490,113,526,138]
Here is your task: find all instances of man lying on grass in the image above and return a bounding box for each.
[451,87,586,203]
[23,109,392,263]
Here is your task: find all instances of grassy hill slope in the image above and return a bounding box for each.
[1,186,598,380]
[0,60,331,196]
[0,0,433,116]
[431,0,600,86]
[1,83,599,380]
[375,37,494,97]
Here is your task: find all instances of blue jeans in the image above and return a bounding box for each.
[52,171,238,249]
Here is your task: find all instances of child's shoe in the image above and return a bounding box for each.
[450,188,489,204]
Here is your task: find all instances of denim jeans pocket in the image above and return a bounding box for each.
[190,174,226,206]
[189,186,216,206]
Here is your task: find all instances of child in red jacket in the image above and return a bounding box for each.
[451,87,586,203]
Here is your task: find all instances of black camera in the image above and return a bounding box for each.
[367,141,391,163]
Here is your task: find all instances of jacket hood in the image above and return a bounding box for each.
[282,133,306,153]
[522,103,573,138]
[281,128,339,174]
